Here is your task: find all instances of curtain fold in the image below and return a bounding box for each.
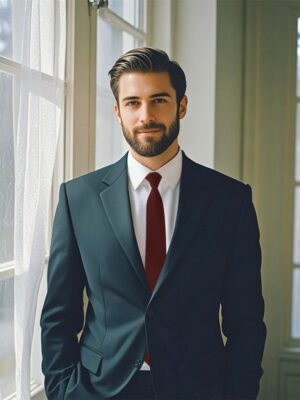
[13,1,66,398]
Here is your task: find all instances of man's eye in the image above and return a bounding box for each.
[153,98,167,104]
[126,101,139,107]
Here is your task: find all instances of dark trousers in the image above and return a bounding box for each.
[111,371,155,400]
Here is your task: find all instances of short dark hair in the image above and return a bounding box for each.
[108,47,186,104]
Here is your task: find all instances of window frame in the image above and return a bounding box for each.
[286,10,300,348]
[0,1,68,398]
[98,3,148,41]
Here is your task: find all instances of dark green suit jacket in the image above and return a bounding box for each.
[40,152,266,399]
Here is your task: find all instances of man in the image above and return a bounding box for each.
[40,48,266,400]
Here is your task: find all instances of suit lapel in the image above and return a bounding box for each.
[99,154,150,293]
[150,153,216,301]
[99,152,216,300]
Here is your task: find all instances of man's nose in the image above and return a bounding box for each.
[139,103,155,124]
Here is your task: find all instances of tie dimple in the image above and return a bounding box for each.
[146,172,162,190]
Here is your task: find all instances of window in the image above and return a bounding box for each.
[0,1,16,396]
[95,0,147,168]
[291,17,300,339]
[0,0,66,398]
[0,277,14,398]
[0,71,14,267]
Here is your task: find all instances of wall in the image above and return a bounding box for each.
[242,2,300,399]
[214,0,245,180]
[149,0,217,168]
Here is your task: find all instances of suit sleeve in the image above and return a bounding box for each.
[40,183,86,399]
[221,184,267,400]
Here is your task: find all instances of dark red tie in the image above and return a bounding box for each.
[144,172,166,365]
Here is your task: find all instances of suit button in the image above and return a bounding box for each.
[134,359,142,369]
[147,308,155,318]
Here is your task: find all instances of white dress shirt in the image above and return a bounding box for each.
[127,149,182,370]
[127,149,182,266]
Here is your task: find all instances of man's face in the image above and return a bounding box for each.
[114,72,187,157]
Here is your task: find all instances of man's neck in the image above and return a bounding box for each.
[130,141,180,171]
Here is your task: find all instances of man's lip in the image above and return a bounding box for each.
[137,129,161,134]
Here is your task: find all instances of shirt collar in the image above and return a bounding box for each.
[127,148,182,190]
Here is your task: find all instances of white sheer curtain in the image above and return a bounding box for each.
[13,1,66,399]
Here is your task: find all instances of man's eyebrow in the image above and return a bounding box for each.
[150,92,171,98]
[121,92,172,103]
[121,96,139,103]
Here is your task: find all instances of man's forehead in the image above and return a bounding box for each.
[118,71,175,98]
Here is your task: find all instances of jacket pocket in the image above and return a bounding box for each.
[80,343,103,374]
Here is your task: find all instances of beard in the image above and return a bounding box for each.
[120,112,180,157]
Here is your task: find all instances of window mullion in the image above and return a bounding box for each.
[0,262,14,279]
[0,56,20,75]
[99,8,146,41]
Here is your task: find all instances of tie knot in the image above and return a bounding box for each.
[146,172,162,189]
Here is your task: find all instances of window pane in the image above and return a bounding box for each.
[297,18,300,97]
[109,0,145,31]
[0,72,14,265]
[293,186,300,265]
[0,1,65,75]
[292,268,300,339]
[95,17,143,168]
[0,276,15,398]
[296,103,300,182]
[0,0,12,59]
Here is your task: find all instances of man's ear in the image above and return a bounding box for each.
[114,103,122,124]
[178,95,188,119]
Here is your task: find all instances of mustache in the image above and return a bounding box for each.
[133,123,166,134]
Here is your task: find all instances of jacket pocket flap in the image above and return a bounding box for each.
[80,344,103,374]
